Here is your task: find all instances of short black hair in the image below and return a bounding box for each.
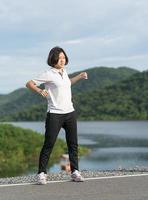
[47,46,69,67]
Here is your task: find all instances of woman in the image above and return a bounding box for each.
[26,46,88,184]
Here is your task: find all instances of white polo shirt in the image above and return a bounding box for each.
[32,67,74,114]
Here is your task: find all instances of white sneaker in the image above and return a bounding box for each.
[71,170,84,182]
[37,172,47,185]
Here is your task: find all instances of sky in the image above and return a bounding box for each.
[0,0,148,94]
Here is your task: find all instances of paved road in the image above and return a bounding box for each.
[0,175,148,200]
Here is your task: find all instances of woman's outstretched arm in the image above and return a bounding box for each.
[70,72,88,85]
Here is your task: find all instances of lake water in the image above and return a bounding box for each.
[8,121,148,172]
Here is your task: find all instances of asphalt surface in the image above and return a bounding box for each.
[0,175,148,200]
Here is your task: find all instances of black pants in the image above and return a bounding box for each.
[38,111,78,174]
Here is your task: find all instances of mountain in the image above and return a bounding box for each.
[73,70,148,120]
[0,66,141,121]
[70,66,138,93]
[0,88,46,119]
[0,88,27,106]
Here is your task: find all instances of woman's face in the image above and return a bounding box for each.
[55,52,66,69]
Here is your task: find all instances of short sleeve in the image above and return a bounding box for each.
[32,70,50,86]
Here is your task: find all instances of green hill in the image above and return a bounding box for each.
[0,124,88,177]
[74,70,148,120]
[0,66,140,121]
[0,88,47,121]
[0,88,28,106]
[70,66,138,93]
[0,124,66,177]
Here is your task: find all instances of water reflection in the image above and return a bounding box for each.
[77,133,148,171]
[5,121,148,172]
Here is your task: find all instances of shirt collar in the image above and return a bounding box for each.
[50,67,65,73]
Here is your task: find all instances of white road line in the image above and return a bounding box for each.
[0,173,148,187]
[0,182,36,187]
[84,173,148,180]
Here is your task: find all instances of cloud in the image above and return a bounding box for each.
[0,0,148,93]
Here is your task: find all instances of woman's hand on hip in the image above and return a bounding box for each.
[38,89,49,97]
